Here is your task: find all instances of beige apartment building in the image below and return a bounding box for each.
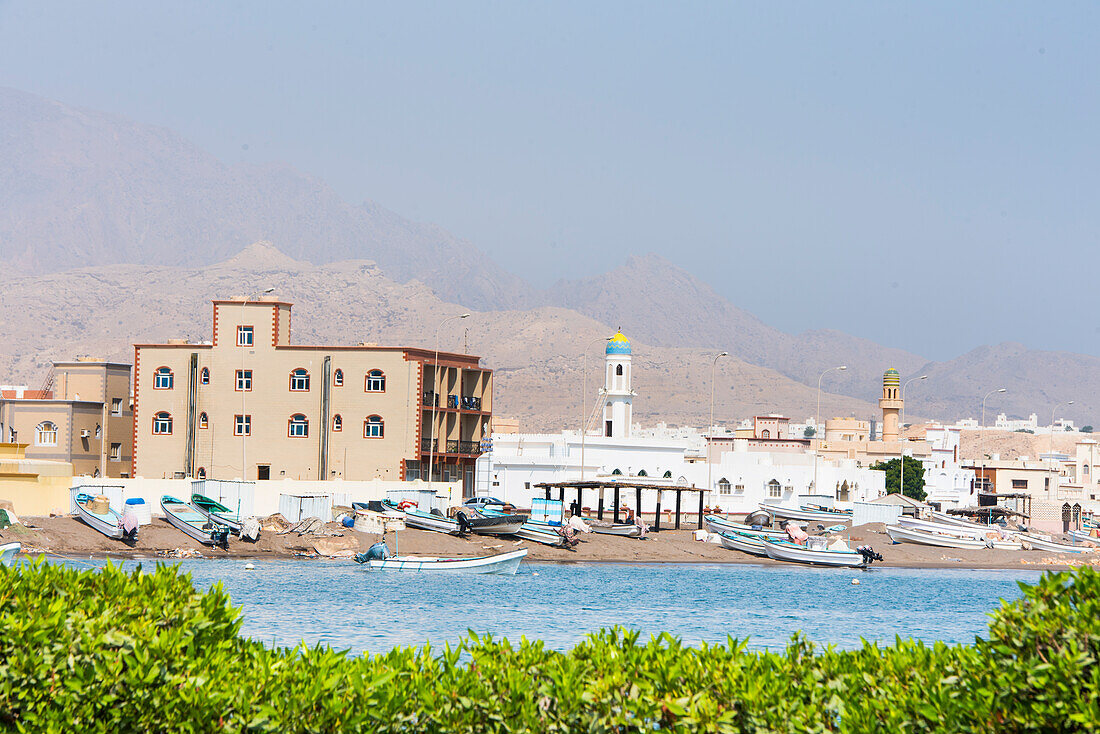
[0,359,133,478]
[132,299,492,495]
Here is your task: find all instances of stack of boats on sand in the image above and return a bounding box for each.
[709,505,881,569]
[886,513,1097,554]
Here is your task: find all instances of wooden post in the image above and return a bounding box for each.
[544,486,550,501]
[675,489,682,529]
[697,490,705,529]
[613,486,620,523]
[654,490,662,531]
[635,487,642,524]
[577,487,583,517]
[597,487,604,520]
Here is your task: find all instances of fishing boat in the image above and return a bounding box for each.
[896,517,1013,540]
[762,537,877,568]
[191,493,245,534]
[704,514,786,538]
[885,524,1019,550]
[587,521,643,537]
[161,495,230,547]
[455,509,526,536]
[73,492,137,542]
[382,500,461,534]
[0,542,19,567]
[1068,529,1099,543]
[1018,533,1096,554]
[758,503,852,523]
[718,530,768,557]
[356,545,528,574]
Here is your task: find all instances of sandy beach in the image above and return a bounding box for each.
[2,515,1095,570]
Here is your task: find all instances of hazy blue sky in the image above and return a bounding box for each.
[2,1,1097,360]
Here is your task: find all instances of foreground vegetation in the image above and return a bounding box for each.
[1,559,1097,732]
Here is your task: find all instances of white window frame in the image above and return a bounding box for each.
[236,370,252,391]
[153,412,173,435]
[109,443,121,461]
[365,370,385,392]
[35,422,58,447]
[364,415,384,438]
[288,414,308,438]
[237,325,254,347]
[235,414,252,437]
[111,398,123,415]
[290,369,310,392]
[767,480,782,498]
[154,367,174,389]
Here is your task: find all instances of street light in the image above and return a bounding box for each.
[1049,400,1075,502]
[706,352,729,499]
[579,336,613,481]
[977,388,1006,500]
[898,375,927,498]
[240,288,274,481]
[427,313,470,492]
[813,365,846,497]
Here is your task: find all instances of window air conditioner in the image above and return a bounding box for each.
[80,429,91,438]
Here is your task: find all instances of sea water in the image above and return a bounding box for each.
[71,558,1043,654]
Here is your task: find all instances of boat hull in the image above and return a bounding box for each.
[758,503,852,524]
[1019,534,1095,554]
[704,515,786,538]
[365,549,528,574]
[886,524,992,549]
[762,539,866,567]
[403,510,461,534]
[73,497,127,540]
[191,495,244,533]
[719,531,768,557]
[512,524,567,546]
[0,542,19,567]
[589,523,642,537]
[161,496,229,546]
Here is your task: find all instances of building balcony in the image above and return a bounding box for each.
[420,437,435,453]
[422,391,438,408]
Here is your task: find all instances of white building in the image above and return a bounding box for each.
[477,333,886,513]
[920,424,976,509]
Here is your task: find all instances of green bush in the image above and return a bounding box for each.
[1,559,1098,732]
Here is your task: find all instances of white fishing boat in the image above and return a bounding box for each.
[758,503,852,523]
[588,522,643,537]
[191,493,245,534]
[73,492,136,541]
[511,523,571,546]
[896,517,1012,540]
[718,531,768,557]
[456,510,527,536]
[885,524,1019,549]
[1068,530,1099,543]
[762,537,874,568]
[0,542,19,567]
[703,514,786,538]
[1018,533,1096,554]
[357,547,528,574]
[384,501,461,534]
[161,495,230,547]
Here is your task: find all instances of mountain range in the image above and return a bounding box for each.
[1,86,1096,427]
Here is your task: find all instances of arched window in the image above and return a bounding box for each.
[616,364,624,376]
[767,479,782,498]
[718,477,731,494]
[761,429,771,439]
[364,415,384,438]
[35,421,58,446]
[611,468,623,475]
[288,414,308,438]
[289,369,310,392]
[200,367,210,385]
[638,469,648,477]
[153,412,173,435]
[333,369,344,387]
[333,414,343,432]
[663,470,672,478]
[154,367,174,389]
[199,412,209,429]
[196,467,206,479]
[1085,465,1091,476]
[365,370,386,392]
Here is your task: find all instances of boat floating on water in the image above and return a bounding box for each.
[73,492,137,542]
[354,542,528,574]
[161,495,230,547]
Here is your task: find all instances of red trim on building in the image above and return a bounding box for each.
[131,346,140,477]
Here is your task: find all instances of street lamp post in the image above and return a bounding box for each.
[978,388,1007,497]
[1049,400,1075,502]
[898,375,928,498]
[579,336,612,481]
[706,352,729,501]
[427,313,470,492]
[813,365,846,498]
[240,287,273,481]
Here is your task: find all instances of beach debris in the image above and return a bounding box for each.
[244,563,256,570]
[693,529,708,542]
[482,544,503,550]
[260,513,293,533]
[311,535,358,557]
[240,517,262,542]
[156,548,204,559]
[851,579,860,585]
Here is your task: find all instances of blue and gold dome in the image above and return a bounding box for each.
[606,331,632,355]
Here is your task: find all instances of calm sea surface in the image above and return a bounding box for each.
[61,558,1044,654]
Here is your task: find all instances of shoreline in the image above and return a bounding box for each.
[2,515,1094,571]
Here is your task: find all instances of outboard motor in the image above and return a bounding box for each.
[355,541,390,564]
[856,545,883,565]
[455,511,471,534]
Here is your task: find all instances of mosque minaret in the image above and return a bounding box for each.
[878,368,902,443]
[601,331,635,438]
